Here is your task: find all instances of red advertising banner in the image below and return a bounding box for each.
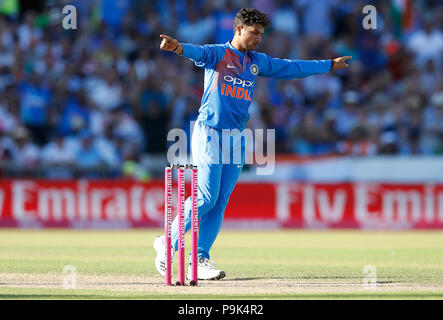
[1,179,443,229]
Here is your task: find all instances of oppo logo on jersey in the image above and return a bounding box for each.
[221,76,253,101]
[223,76,254,88]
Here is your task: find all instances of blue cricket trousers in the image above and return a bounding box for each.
[171,119,245,259]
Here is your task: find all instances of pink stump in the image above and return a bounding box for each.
[164,166,172,286]
[191,166,199,286]
[177,166,185,285]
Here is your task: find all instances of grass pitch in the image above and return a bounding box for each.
[0,229,443,299]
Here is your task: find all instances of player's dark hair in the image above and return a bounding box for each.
[233,8,270,32]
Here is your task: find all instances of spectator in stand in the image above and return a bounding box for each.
[379,131,399,155]
[214,0,237,44]
[337,126,377,156]
[178,6,215,44]
[12,126,40,166]
[75,131,105,178]
[87,68,122,111]
[0,95,18,134]
[335,91,360,138]
[95,123,121,170]
[18,73,52,146]
[41,132,76,178]
[111,106,144,154]
[57,89,91,137]
[0,128,15,162]
[271,0,299,36]
[407,16,443,69]
[100,0,131,31]
[297,0,336,39]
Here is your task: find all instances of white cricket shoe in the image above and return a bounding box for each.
[154,236,174,277]
[187,257,226,280]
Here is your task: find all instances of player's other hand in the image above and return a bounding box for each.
[331,56,352,70]
[159,34,179,51]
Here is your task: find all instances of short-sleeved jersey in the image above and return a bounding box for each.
[181,41,332,131]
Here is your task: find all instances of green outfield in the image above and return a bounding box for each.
[1,229,443,299]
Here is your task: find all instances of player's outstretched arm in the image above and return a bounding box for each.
[257,53,352,79]
[159,35,221,69]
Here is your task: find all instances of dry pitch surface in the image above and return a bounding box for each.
[1,229,443,299]
[2,273,443,296]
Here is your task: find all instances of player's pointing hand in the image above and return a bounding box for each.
[159,34,182,54]
[331,56,352,70]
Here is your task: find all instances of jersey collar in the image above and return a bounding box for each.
[227,41,246,59]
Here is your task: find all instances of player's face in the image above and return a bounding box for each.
[239,24,264,50]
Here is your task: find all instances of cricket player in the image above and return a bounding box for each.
[154,8,351,280]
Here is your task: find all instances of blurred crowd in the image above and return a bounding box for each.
[0,0,443,178]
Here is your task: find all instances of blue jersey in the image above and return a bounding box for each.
[181,41,332,131]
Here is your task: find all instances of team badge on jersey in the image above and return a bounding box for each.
[250,64,258,75]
